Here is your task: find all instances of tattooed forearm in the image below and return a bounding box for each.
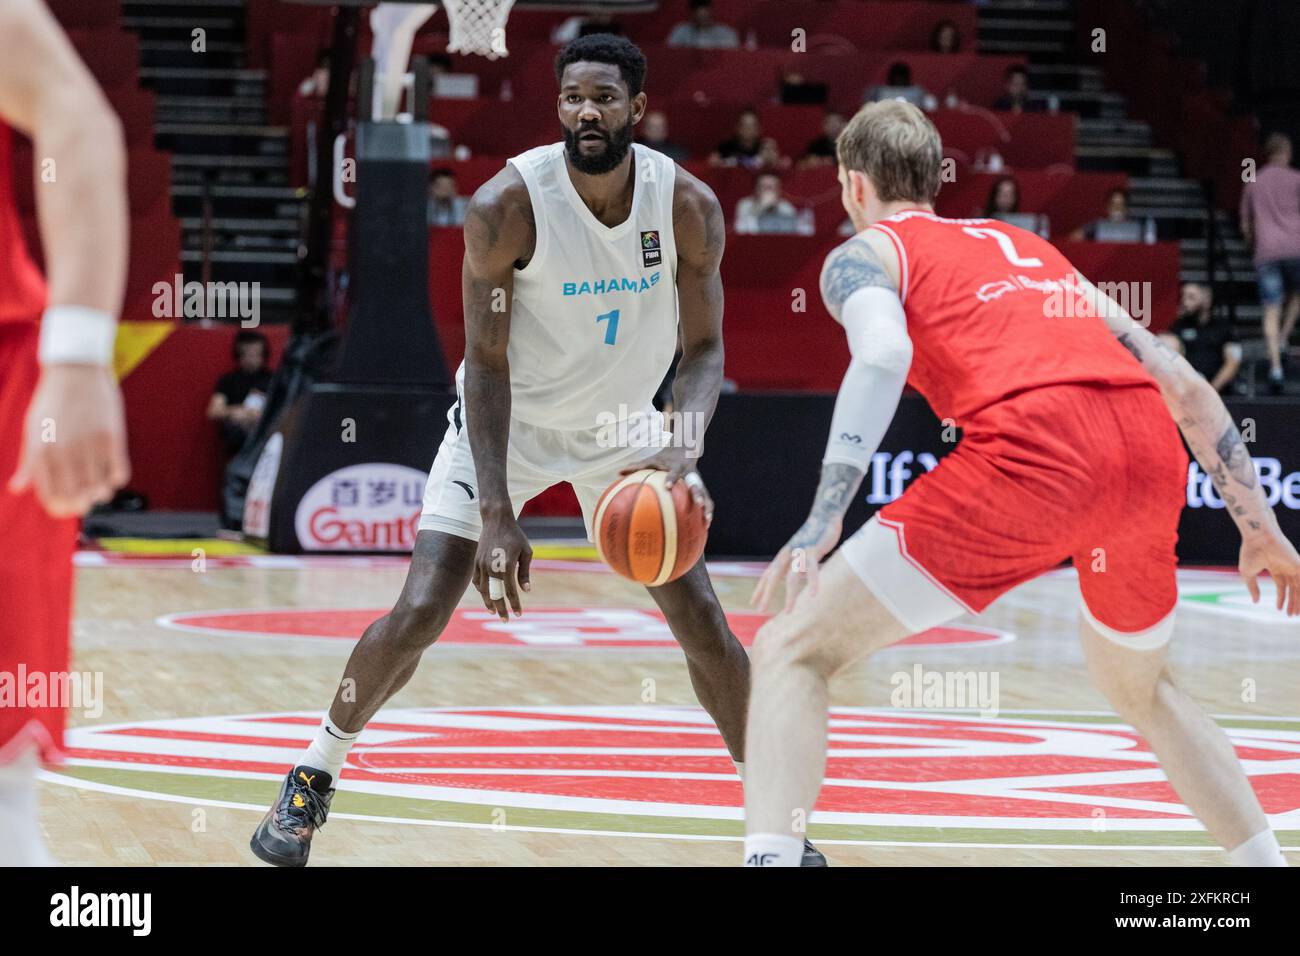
[1215,422,1256,488]
[1173,389,1275,537]
[1116,332,1141,362]
[820,236,893,320]
[1086,274,1279,540]
[790,463,865,548]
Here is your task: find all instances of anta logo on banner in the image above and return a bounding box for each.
[864,450,942,504]
[294,463,426,552]
[1187,457,1300,510]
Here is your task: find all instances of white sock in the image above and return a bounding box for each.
[0,749,56,866]
[743,833,803,867]
[301,717,360,783]
[1228,829,1288,867]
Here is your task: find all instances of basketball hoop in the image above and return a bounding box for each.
[442,0,517,59]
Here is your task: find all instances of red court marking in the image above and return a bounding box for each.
[161,606,1011,649]
[63,708,1300,825]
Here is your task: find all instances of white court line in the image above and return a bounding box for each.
[34,770,1297,854]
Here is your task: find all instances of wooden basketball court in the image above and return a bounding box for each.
[37,540,1300,866]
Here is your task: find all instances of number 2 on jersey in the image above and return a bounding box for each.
[962,226,1043,267]
[596,309,620,345]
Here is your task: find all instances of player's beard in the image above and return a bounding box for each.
[564,119,635,175]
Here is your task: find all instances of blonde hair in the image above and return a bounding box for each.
[835,100,943,203]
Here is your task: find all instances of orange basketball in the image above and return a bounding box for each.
[593,468,708,585]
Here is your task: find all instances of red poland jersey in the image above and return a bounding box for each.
[0,123,47,327]
[867,210,1153,427]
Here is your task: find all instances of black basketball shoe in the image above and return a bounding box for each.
[802,839,828,867]
[249,766,334,867]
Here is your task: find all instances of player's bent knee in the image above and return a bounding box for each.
[1080,603,1177,721]
[751,614,839,679]
[386,593,457,650]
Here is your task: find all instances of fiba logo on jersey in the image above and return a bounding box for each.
[640,230,662,268]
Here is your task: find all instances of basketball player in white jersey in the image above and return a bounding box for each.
[251,35,825,866]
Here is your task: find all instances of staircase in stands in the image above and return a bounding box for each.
[980,0,1278,394]
[123,0,301,323]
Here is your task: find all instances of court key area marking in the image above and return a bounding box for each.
[45,707,1300,851]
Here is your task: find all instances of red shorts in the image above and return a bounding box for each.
[874,382,1188,632]
[0,322,78,764]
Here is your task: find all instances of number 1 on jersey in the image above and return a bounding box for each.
[596,309,620,345]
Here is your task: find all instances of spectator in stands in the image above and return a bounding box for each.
[735,173,811,235]
[983,176,1020,217]
[930,20,962,54]
[779,70,829,106]
[429,53,480,100]
[551,11,623,44]
[1159,283,1242,394]
[992,64,1039,113]
[1240,133,1300,394]
[428,167,468,227]
[208,331,273,455]
[799,110,846,168]
[981,175,1049,237]
[1072,188,1155,243]
[666,0,740,50]
[756,136,791,171]
[865,62,929,109]
[711,109,785,168]
[640,110,689,163]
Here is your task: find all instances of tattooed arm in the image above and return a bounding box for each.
[752,230,911,614]
[462,165,535,621]
[1077,274,1300,615]
[620,167,726,517]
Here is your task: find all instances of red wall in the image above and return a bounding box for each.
[120,325,290,511]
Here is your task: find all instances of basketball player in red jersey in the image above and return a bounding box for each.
[742,100,1300,867]
[0,0,130,864]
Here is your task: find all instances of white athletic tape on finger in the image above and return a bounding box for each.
[488,577,505,601]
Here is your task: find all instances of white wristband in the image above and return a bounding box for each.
[38,305,117,367]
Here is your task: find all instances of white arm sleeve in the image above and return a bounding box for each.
[821,287,912,470]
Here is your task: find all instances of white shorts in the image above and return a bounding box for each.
[419,403,671,542]
[838,515,967,634]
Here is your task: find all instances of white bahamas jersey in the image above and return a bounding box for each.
[456,141,680,431]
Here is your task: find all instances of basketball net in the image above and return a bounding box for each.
[442,0,517,59]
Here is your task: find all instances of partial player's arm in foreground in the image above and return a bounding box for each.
[461,167,536,621]
[1078,275,1300,615]
[752,231,912,613]
[620,167,727,520]
[0,0,129,517]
